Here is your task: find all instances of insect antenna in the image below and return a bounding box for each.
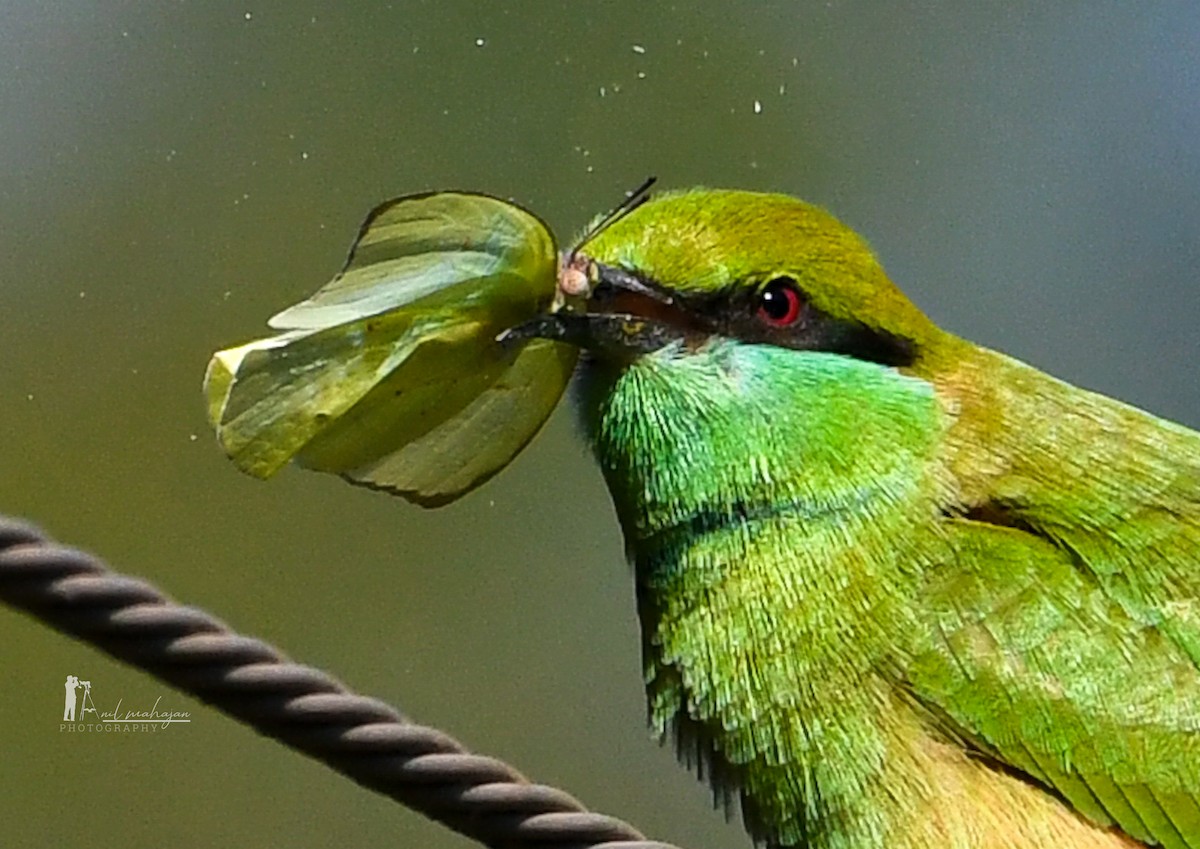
[568,176,657,264]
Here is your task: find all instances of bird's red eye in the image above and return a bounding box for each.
[756,278,803,327]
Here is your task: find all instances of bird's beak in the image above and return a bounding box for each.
[499,255,702,356]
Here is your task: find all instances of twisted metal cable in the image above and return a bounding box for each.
[0,516,682,849]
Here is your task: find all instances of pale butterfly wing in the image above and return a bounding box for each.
[204,308,429,479]
[204,192,576,504]
[268,192,556,330]
[302,337,577,506]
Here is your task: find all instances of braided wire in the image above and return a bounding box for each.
[0,516,682,849]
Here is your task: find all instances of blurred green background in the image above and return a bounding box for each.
[2,4,1198,848]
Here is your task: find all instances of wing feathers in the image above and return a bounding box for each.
[912,515,1200,848]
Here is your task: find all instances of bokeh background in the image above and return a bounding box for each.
[3,4,1198,848]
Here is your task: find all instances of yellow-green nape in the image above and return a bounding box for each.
[585,188,943,348]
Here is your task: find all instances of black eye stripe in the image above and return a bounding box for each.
[592,265,916,367]
[681,278,916,367]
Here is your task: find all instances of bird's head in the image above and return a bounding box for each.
[509,188,953,541]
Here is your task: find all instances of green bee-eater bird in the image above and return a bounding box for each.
[513,189,1200,849]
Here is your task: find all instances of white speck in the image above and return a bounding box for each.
[585,165,594,173]
[301,151,309,160]
[79,291,86,299]
[475,37,485,47]
[189,433,199,442]
[599,85,606,97]
[779,83,786,95]
[26,394,34,401]
[636,71,646,79]
[244,11,252,21]
[754,99,762,114]
[632,44,646,54]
